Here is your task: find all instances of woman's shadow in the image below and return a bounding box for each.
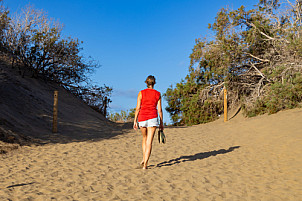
[156,146,240,168]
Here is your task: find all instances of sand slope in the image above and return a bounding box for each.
[0,62,124,145]
[1,108,301,200]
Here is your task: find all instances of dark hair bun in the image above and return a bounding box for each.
[145,75,156,86]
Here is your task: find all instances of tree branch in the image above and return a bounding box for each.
[245,52,270,62]
[249,62,266,79]
[245,21,290,44]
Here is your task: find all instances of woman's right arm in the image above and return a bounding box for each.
[133,91,142,130]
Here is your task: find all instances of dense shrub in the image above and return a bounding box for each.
[244,70,302,117]
[109,108,135,122]
[165,0,302,125]
[0,2,112,116]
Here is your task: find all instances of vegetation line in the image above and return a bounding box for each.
[0,0,112,116]
[164,0,302,125]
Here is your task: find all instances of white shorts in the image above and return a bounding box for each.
[138,117,159,128]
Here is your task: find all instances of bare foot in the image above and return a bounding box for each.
[142,165,148,169]
[140,161,144,167]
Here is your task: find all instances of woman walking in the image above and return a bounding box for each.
[133,75,164,169]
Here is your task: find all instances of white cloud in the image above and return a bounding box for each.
[112,88,139,99]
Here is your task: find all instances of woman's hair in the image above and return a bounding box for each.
[145,75,156,86]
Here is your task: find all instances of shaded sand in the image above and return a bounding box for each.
[0,62,125,145]
[1,108,302,200]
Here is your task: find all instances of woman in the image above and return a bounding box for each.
[133,75,164,169]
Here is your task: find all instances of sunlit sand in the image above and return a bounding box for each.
[1,108,301,200]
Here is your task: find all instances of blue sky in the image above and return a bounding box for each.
[4,0,257,124]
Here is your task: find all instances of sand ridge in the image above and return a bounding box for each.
[1,108,302,200]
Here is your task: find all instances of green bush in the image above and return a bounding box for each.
[109,108,135,122]
[165,0,302,125]
[243,72,302,116]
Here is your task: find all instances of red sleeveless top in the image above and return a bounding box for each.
[138,88,161,122]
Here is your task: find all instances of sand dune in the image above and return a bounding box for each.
[1,108,301,200]
[0,62,124,145]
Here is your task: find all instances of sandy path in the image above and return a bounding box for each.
[1,108,302,200]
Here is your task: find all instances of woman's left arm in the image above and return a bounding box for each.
[157,95,164,131]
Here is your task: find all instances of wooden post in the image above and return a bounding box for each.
[52,90,58,133]
[104,97,107,117]
[224,87,228,122]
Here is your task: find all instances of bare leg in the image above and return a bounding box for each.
[140,127,147,166]
[143,127,157,169]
